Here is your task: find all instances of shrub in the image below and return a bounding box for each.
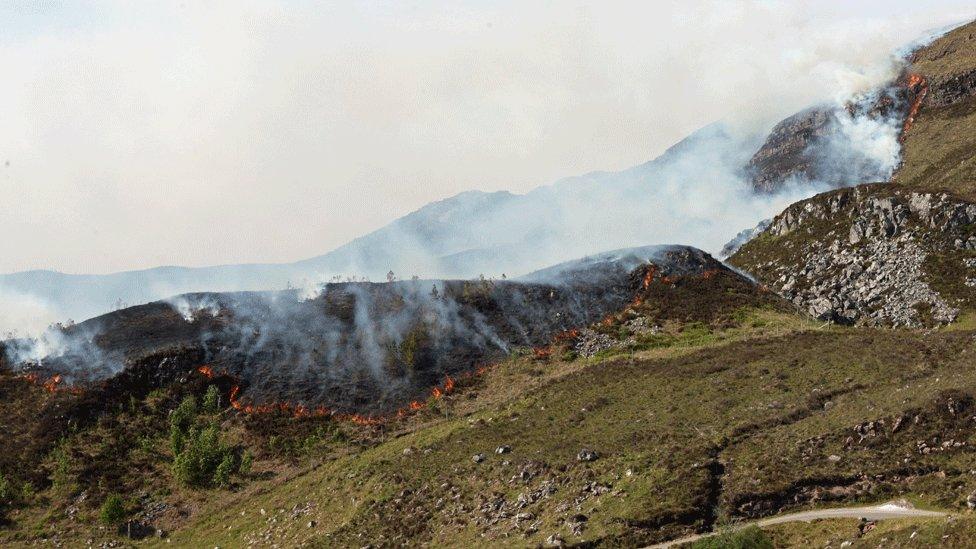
[51,443,72,490]
[20,482,34,502]
[238,451,253,476]
[172,424,234,488]
[0,473,9,502]
[170,395,198,456]
[99,494,127,524]
[171,396,197,432]
[213,453,235,487]
[170,425,186,456]
[203,385,221,414]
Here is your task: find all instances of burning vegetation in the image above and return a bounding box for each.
[2,246,756,424]
[902,73,929,138]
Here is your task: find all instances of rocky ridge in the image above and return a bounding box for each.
[731,185,976,327]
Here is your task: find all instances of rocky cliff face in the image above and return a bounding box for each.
[746,108,833,193]
[731,185,976,327]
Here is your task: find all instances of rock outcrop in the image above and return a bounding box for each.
[731,184,976,327]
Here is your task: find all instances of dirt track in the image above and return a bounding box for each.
[646,502,947,548]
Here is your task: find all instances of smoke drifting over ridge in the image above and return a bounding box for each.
[0,4,972,335]
[2,245,751,415]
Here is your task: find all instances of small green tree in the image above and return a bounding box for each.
[238,451,253,476]
[20,481,34,502]
[50,442,72,491]
[0,473,9,502]
[213,453,235,487]
[171,396,197,431]
[172,424,232,488]
[170,425,186,456]
[99,494,127,524]
[203,385,221,414]
[169,395,198,455]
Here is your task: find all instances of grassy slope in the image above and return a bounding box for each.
[3,307,976,547]
[898,20,976,199]
[125,311,975,547]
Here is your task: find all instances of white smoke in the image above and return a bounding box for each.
[0,6,972,335]
[0,287,57,338]
[166,294,221,322]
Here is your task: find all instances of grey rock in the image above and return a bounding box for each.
[577,448,598,462]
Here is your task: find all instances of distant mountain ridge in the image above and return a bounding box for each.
[1,123,759,329]
[1,63,920,331]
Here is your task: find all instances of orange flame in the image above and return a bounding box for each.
[43,374,63,393]
[555,329,580,342]
[629,266,658,308]
[641,268,655,290]
[533,346,552,359]
[16,371,81,395]
[197,365,215,379]
[902,73,928,138]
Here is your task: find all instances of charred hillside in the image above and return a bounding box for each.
[747,73,924,194]
[2,246,768,418]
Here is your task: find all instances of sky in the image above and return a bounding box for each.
[1,0,975,275]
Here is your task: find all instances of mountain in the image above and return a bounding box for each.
[897,19,976,199]
[1,94,908,333]
[7,21,976,549]
[0,123,752,330]
[730,20,976,328]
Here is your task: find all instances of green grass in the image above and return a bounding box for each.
[4,308,976,548]
[144,317,975,547]
[691,526,772,549]
[898,19,976,199]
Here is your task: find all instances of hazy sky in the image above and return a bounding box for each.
[2,0,974,275]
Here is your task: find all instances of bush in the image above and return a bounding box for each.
[51,441,71,488]
[20,482,34,502]
[213,453,235,487]
[238,451,253,476]
[172,424,235,488]
[171,396,197,432]
[203,385,221,414]
[99,494,127,524]
[692,526,773,549]
[170,395,198,456]
[170,425,186,456]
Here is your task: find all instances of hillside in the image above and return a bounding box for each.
[728,20,976,329]
[7,18,976,549]
[1,72,911,333]
[897,19,976,199]
[4,299,976,547]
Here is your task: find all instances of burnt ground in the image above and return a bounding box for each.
[4,265,975,547]
[0,244,792,544]
[2,245,760,423]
